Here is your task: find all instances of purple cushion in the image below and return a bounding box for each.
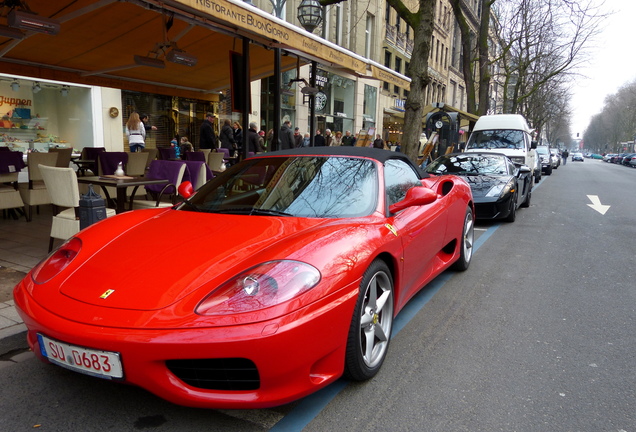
[145,160,185,194]
[99,152,129,175]
[185,151,206,162]
[216,147,230,161]
[83,147,105,174]
[183,160,212,189]
[159,148,177,160]
[0,151,26,174]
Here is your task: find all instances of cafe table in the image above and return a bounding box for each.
[77,175,169,214]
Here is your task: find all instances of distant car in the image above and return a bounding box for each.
[591,154,603,160]
[572,152,584,162]
[424,152,532,222]
[613,153,627,164]
[621,153,636,166]
[603,154,617,162]
[536,145,554,174]
[630,157,636,168]
[550,148,561,168]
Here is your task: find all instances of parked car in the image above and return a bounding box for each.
[603,154,617,162]
[13,147,475,409]
[463,114,540,183]
[424,152,532,222]
[536,145,554,174]
[572,152,585,162]
[550,148,561,168]
[621,153,636,166]
[612,153,627,164]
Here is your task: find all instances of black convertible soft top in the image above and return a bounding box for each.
[251,146,429,178]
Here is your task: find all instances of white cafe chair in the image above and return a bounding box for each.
[39,165,116,252]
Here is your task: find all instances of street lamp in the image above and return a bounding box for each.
[297,0,323,33]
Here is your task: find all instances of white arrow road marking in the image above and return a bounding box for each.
[587,195,610,215]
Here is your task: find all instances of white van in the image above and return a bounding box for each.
[464,114,540,183]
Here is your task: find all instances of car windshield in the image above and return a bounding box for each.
[180,155,378,218]
[466,129,526,150]
[536,147,550,155]
[425,154,509,176]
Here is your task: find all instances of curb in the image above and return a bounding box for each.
[0,324,28,358]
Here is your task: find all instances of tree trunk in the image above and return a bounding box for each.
[402,0,435,163]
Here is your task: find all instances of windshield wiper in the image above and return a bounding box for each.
[250,208,293,217]
[213,207,293,216]
[180,198,203,212]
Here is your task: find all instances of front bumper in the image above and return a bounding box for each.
[13,278,358,409]
[474,195,513,220]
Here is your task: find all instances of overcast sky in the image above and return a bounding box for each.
[569,0,636,137]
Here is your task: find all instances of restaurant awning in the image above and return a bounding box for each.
[0,0,372,100]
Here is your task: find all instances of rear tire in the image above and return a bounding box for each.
[344,260,394,381]
[451,206,474,271]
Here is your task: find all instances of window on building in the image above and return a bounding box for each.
[384,50,392,91]
[335,3,343,46]
[436,40,440,65]
[321,5,329,39]
[365,13,374,59]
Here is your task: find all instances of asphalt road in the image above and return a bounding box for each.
[1,158,634,432]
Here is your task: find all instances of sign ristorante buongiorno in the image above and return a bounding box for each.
[179,0,367,74]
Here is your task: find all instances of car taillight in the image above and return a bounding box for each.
[31,237,82,285]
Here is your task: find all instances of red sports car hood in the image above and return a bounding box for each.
[59,209,335,311]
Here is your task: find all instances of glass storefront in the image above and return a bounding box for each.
[363,85,377,131]
[1,75,94,153]
[314,69,355,135]
[122,91,215,150]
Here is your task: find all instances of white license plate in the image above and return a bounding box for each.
[37,334,123,379]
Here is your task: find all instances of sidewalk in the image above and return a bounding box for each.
[0,205,52,356]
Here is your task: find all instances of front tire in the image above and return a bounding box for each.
[344,260,394,381]
[504,192,517,223]
[451,206,474,271]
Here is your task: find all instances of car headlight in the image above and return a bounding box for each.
[485,179,515,198]
[31,237,82,285]
[195,260,321,315]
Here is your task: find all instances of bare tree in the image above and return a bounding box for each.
[449,0,495,116]
[321,0,436,162]
[492,0,604,130]
[584,81,636,153]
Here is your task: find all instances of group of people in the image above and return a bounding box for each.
[278,121,374,150]
[199,113,266,156]
[126,111,393,157]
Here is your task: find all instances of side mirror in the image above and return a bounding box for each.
[389,186,437,214]
[530,141,538,149]
[178,181,193,199]
[515,165,531,176]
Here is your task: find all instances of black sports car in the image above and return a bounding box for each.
[423,152,532,222]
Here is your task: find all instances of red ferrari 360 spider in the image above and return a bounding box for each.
[14,147,474,409]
